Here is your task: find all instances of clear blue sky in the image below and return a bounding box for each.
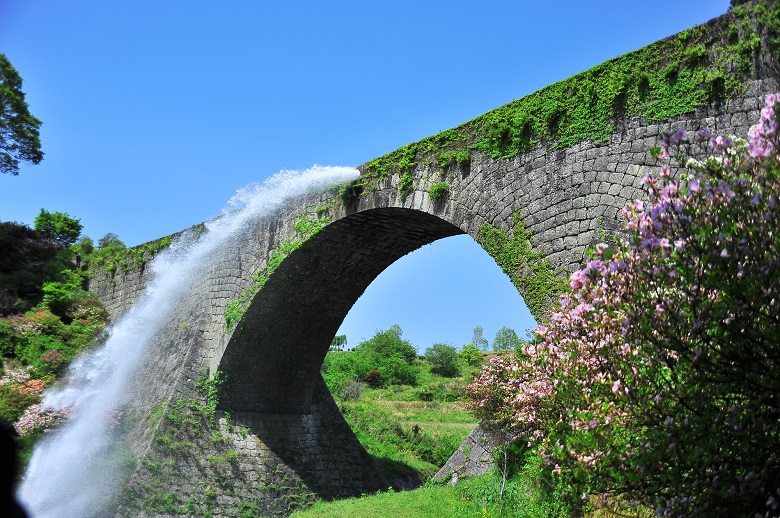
[1,1,730,351]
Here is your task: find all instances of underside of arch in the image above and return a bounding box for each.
[218,207,464,414]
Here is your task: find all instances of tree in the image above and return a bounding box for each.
[97,233,125,250]
[355,324,417,364]
[0,222,62,314]
[472,326,489,351]
[0,53,43,175]
[459,343,483,366]
[72,236,94,256]
[466,94,780,516]
[329,334,346,352]
[33,209,82,245]
[351,325,418,386]
[492,326,520,352]
[424,343,460,377]
[42,268,87,318]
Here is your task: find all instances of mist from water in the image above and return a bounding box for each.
[17,165,359,517]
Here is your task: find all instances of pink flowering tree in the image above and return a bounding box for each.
[466,94,780,516]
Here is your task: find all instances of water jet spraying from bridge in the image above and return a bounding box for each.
[17,166,359,518]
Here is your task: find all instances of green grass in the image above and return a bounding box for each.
[292,485,459,518]
[293,455,578,518]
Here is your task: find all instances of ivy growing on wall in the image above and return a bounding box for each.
[88,235,174,275]
[116,368,315,516]
[88,225,209,277]
[398,172,414,199]
[224,209,332,331]
[476,212,566,320]
[353,2,773,193]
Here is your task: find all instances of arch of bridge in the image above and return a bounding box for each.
[217,206,465,413]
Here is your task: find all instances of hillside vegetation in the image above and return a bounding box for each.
[0,215,129,467]
[297,327,584,518]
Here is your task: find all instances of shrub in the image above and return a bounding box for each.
[322,351,359,395]
[0,222,64,314]
[0,384,40,425]
[323,327,421,392]
[458,343,483,366]
[16,334,68,375]
[14,402,70,436]
[41,268,89,319]
[427,182,449,200]
[424,343,460,377]
[364,369,382,388]
[466,94,780,516]
[376,355,417,386]
[0,319,19,356]
[398,172,414,198]
[339,379,364,401]
[354,324,417,365]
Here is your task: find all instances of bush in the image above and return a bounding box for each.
[346,325,419,387]
[321,351,359,395]
[424,343,460,377]
[0,384,40,425]
[339,379,364,401]
[466,94,780,516]
[16,334,68,375]
[0,319,19,356]
[458,343,483,366]
[42,268,89,319]
[354,324,417,365]
[427,182,449,200]
[365,369,382,388]
[0,222,68,314]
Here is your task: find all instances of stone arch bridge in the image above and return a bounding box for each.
[89,6,778,516]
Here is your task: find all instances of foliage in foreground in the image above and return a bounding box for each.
[466,95,780,516]
[0,285,108,439]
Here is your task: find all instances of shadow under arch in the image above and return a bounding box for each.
[215,207,465,497]
[219,207,465,414]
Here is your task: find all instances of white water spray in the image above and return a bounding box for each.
[18,165,359,517]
